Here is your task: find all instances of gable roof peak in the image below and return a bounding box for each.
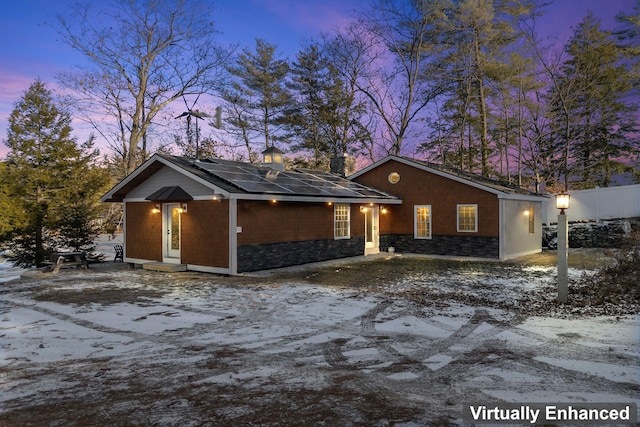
[399,156,526,192]
[351,154,546,199]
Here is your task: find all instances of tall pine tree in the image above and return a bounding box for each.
[560,13,638,187]
[223,39,292,160]
[2,80,109,267]
[286,44,330,167]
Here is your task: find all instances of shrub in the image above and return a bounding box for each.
[575,232,640,306]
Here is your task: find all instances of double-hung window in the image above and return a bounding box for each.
[334,204,350,239]
[457,204,478,232]
[414,205,432,239]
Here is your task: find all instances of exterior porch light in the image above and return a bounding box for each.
[380,206,388,214]
[556,193,570,215]
[151,204,161,214]
[556,192,570,303]
[360,206,368,213]
[181,203,188,213]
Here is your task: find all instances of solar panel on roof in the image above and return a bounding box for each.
[233,181,295,193]
[192,158,397,199]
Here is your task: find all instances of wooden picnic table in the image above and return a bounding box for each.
[49,252,88,274]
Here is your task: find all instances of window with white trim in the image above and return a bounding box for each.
[334,204,350,239]
[457,204,477,232]
[414,205,432,239]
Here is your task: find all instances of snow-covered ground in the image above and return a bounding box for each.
[0,234,124,284]
[0,260,24,284]
[0,250,638,426]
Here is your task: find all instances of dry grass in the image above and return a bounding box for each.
[574,233,640,306]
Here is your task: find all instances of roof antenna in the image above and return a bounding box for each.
[175,94,212,160]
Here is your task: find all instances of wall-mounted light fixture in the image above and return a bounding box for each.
[360,206,368,213]
[212,194,223,202]
[181,203,188,213]
[151,204,161,214]
[380,206,388,214]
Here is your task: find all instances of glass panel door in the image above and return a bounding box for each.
[364,206,379,255]
[164,203,181,260]
[365,209,374,245]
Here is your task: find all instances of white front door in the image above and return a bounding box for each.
[364,206,379,255]
[163,203,182,262]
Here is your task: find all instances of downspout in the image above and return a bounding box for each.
[229,198,238,275]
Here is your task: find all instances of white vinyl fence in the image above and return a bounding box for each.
[542,184,640,224]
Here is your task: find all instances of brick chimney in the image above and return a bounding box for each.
[330,153,347,177]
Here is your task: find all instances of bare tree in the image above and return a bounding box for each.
[318,32,378,163]
[57,0,233,175]
[354,0,448,157]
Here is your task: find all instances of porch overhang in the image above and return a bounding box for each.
[145,186,194,202]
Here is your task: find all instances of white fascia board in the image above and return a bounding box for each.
[123,195,227,202]
[497,193,549,202]
[228,193,402,204]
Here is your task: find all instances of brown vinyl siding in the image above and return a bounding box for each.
[181,200,229,268]
[237,200,366,245]
[237,200,331,245]
[125,202,162,261]
[354,160,499,237]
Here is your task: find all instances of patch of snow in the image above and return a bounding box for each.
[376,316,451,338]
[0,259,24,283]
[423,354,454,371]
[387,372,420,380]
[483,389,640,405]
[535,357,638,384]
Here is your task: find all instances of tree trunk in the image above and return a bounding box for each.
[34,202,46,268]
[474,30,490,177]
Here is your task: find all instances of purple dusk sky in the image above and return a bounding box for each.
[0,0,636,159]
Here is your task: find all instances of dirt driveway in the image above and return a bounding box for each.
[1,253,639,426]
